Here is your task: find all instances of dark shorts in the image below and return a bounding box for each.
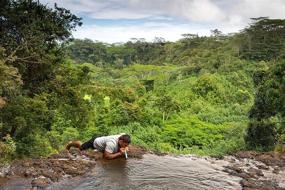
[80,135,97,150]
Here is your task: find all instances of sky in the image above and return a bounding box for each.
[39,0,285,43]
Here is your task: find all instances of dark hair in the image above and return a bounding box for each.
[119,134,131,144]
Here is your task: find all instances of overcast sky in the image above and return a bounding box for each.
[40,0,285,43]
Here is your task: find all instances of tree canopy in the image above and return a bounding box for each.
[1,8,285,162]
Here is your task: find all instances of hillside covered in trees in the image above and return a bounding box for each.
[1,0,285,163]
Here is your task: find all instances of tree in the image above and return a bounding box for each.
[66,39,108,65]
[210,29,222,37]
[153,37,166,45]
[246,61,285,150]
[0,0,82,155]
[0,48,23,108]
[0,0,82,94]
[239,18,285,61]
[210,29,225,41]
[181,33,198,39]
[155,94,180,122]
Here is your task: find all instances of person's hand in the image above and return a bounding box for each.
[119,147,126,155]
[124,146,129,152]
[119,147,129,155]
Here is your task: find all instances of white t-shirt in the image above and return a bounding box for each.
[93,134,123,153]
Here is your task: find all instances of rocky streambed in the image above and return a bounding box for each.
[0,146,147,190]
[228,151,285,190]
[0,147,284,190]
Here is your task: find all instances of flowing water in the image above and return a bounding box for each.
[48,154,242,190]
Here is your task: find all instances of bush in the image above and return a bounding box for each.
[62,127,80,144]
[108,122,162,149]
[16,134,55,158]
[0,135,16,164]
[162,116,226,150]
[275,133,285,152]
[245,120,277,151]
[193,74,218,97]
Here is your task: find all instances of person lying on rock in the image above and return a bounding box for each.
[66,134,131,159]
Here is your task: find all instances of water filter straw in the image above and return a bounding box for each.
[125,150,128,159]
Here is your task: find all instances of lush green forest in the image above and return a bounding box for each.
[1,1,285,163]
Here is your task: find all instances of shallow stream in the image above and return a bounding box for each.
[48,154,241,190]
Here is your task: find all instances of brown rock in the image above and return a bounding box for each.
[31,177,51,188]
[256,164,269,170]
[273,167,280,174]
[247,167,264,177]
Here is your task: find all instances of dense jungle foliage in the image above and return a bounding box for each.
[1,1,285,163]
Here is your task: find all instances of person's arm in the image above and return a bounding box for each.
[103,150,124,159]
[103,141,126,159]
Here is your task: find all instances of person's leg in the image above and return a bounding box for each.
[66,140,82,151]
[79,136,97,150]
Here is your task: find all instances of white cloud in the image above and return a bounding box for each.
[90,9,153,20]
[40,0,285,23]
[40,0,110,14]
[171,0,226,22]
[73,24,198,43]
[41,0,226,22]
[232,0,285,22]
[72,22,242,43]
[40,0,285,42]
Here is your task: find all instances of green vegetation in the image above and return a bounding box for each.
[1,1,285,163]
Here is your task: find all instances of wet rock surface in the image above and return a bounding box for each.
[222,151,285,190]
[234,151,285,167]
[0,148,284,190]
[31,177,51,189]
[0,145,147,189]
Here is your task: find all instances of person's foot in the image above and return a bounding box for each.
[65,141,82,151]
